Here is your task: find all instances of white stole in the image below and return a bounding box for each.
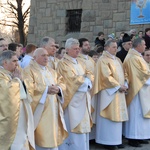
[68,62,91,131]
[11,78,35,150]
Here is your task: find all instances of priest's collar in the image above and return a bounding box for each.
[132,48,142,57]
[64,54,78,64]
[105,51,116,60]
[71,57,78,64]
[39,65,46,70]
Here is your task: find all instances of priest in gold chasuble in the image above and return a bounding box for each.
[92,40,128,149]
[57,38,94,150]
[123,38,150,147]
[23,48,68,150]
[77,38,97,140]
[0,50,35,150]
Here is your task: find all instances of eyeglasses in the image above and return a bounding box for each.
[0,44,8,47]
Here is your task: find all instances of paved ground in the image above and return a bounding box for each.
[90,139,150,150]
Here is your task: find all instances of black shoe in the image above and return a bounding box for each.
[103,145,118,150]
[128,139,142,147]
[138,139,149,144]
[89,139,96,144]
[117,144,125,148]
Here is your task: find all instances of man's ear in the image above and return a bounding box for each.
[66,48,69,53]
[33,55,36,60]
[3,60,7,66]
[2,60,8,69]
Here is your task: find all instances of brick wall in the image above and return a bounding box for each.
[28,0,150,47]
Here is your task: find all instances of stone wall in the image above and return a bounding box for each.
[28,0,150,47]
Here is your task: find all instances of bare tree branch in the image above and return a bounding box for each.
[7,0,17,11]
[0,22,17,27]
[1,0,30,45]
[23,6,30,20]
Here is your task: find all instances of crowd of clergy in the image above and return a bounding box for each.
[0,27,150,150]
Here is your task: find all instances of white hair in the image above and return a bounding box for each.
[65,38,79,49]
[33,48,45,57]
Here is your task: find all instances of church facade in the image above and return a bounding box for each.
[28,0,149,46]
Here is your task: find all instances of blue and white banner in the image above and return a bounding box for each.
[130,0,150,25]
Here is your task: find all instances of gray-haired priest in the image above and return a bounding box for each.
[0,50,35,150]
[57,38,94,150]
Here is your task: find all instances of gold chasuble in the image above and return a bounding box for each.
[77,53,96,116]
[92,51,128,122]
[23,60,68,148]
[77,53,96,73]
[123,49,150,106]
[57,54,94,133]
[48,56,59,70]
[123,49,150,118]
[0,67,35,150]
[0,68,20,149]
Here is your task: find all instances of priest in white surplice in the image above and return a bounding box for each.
[123,38,150,147]
[92,40,128,150]
[57,38,94,150]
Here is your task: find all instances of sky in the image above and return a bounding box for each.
[0,0,31,40]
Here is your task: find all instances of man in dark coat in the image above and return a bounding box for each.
[94,32,105,47]
[116,33,132,63]
[143,28,150,49]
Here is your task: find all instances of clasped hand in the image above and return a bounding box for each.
[48,85,59,95]
[12,68,22,80]
[119,85,128,93]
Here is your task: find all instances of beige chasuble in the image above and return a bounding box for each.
[57,54,94,133]
[124,49,150,106]
[77,53,95,73]
[48,56,59,70]
[23,60,68,148]
[0,68,35,150]
[92,51,128,122]
[124,49,150,118]
[77,53,96,122]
